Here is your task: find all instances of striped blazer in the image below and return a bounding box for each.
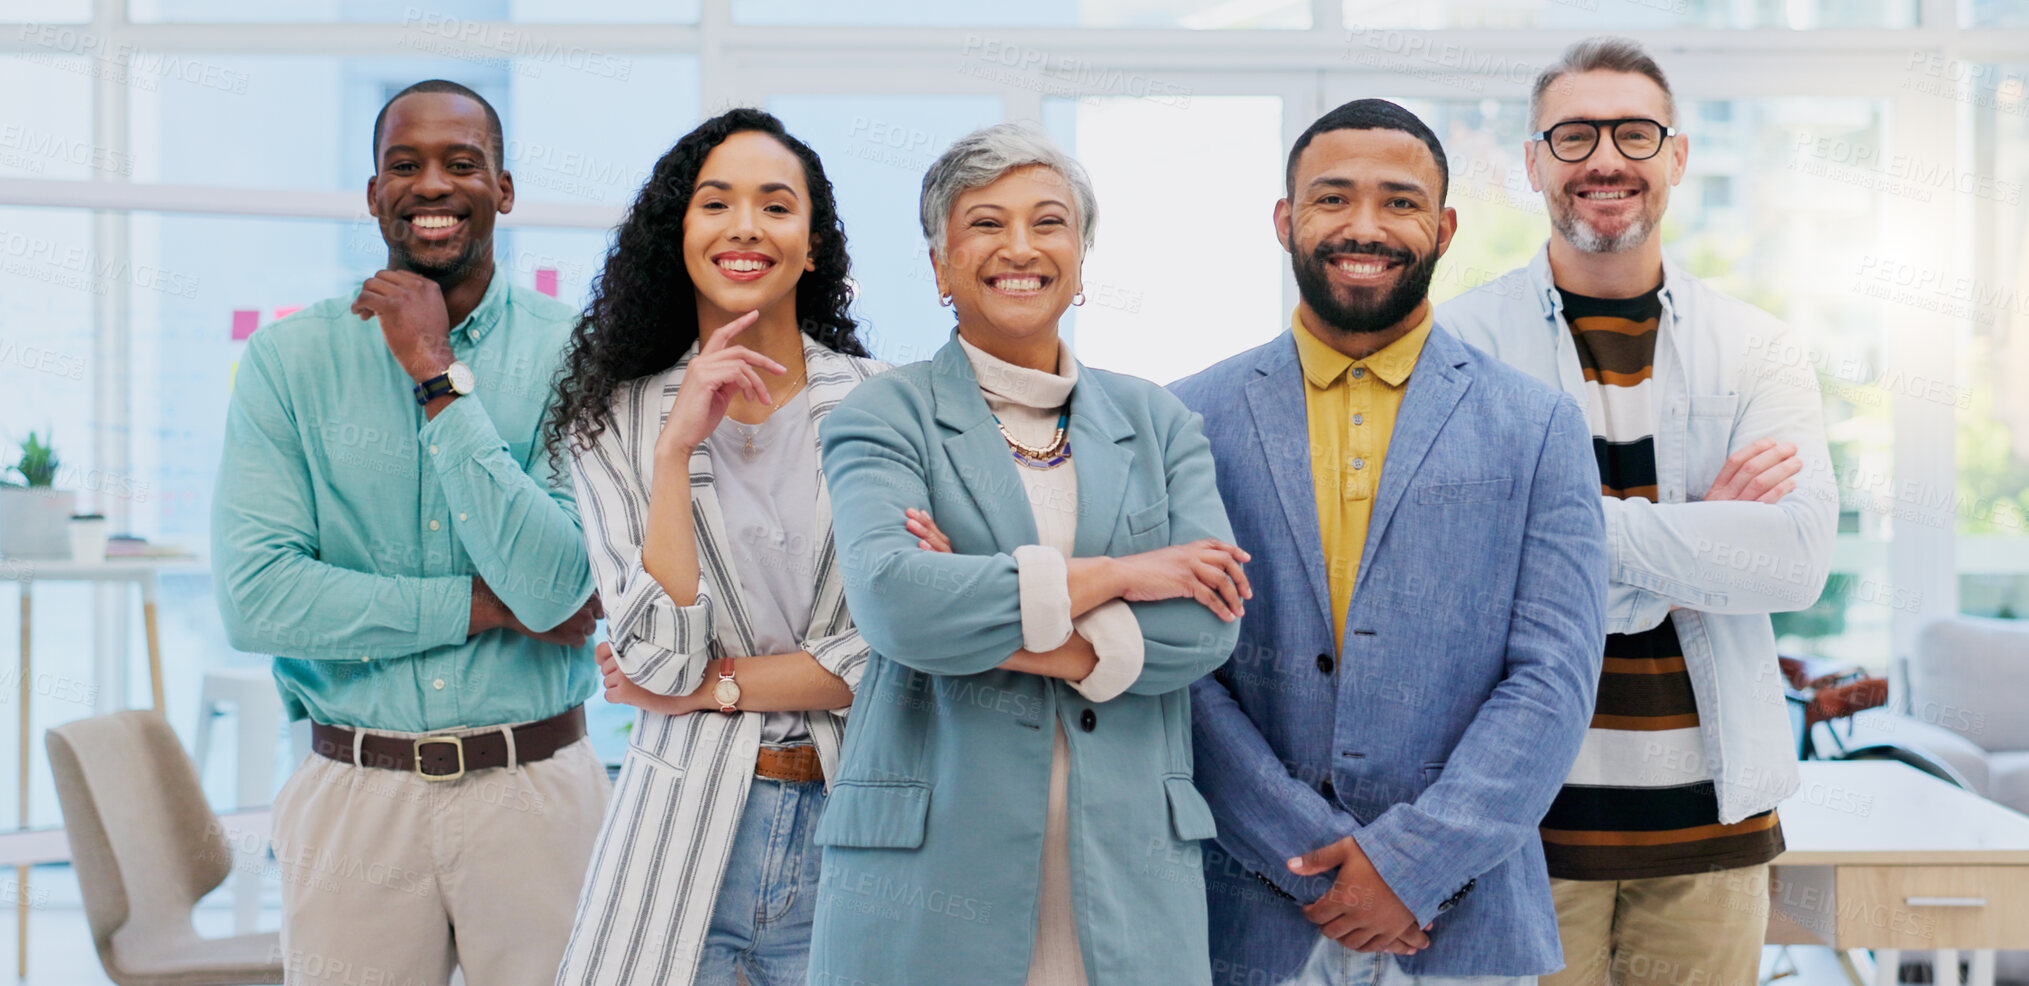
[555,335,887,986]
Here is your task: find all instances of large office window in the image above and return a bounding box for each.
[1048,94,1287,384]
[736,0,1308,28]
[1962,62,2029,618]
[1343,0,1918,28]
[0,4,2019,824]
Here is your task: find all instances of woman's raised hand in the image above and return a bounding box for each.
[654,310,784,462]
[1111,540,1252,622]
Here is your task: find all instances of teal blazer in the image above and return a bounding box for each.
[810,335,1241,986]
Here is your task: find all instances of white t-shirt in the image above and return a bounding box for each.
[709,390,818,745]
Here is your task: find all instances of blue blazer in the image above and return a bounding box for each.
[811,336,1242,986]
[1170,325,1607,981]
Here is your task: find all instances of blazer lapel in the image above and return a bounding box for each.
[930,337,1040,550]
[1066,361,1136,559]
[1352,326,1472,600]
[1243,333,1333,632]
[800,338,864,634]
[660,346,760,658]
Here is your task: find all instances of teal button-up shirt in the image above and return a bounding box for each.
[211,271,597,732]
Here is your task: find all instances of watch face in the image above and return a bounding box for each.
[446,362,476,395]
[713,678,741,708]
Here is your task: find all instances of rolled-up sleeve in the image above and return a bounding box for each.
[1013,544,1074,652]
[569,388,719,697]
[1066,599,1143,702]
[804,628,874,696]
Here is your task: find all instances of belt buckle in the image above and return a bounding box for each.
[413,734,465,781]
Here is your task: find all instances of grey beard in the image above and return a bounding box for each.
[1554,206,1654,254]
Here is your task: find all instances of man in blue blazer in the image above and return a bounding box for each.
[1171,99,1608,985]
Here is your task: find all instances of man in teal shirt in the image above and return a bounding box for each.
[211,80,608,986]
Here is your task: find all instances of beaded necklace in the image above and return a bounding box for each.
[995,410,1071,470]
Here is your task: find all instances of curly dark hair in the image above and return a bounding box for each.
[545,107,868,466]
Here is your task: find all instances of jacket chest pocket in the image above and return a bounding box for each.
[1685,394,1741,496]
[1412,478,1514,505]
[1121,496,1170,551]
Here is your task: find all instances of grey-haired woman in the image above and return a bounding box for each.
[805,124,1248,986]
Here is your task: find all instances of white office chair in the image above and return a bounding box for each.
[47,710,284,986]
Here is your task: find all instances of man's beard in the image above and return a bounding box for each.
[1290,237,1437,337]
[1550,176,1660,254]
[387,234,486,284]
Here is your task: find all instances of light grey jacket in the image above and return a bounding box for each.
[1440,245,1838,824]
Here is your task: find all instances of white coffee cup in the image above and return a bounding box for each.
[68,515,108,563]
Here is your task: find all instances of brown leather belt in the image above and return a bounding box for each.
[311,706,585,781]
[755,745,823,783]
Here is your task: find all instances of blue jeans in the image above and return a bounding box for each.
[695,775,827,986]
[1278,937,1538,986]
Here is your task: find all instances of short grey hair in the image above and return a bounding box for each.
[1531,36,1677,131]
[919,123,1098,259]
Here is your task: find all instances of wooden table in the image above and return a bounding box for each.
[1768,760,2029,986]
[0,554,203,977]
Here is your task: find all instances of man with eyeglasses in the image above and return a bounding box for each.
[1441,37,1835,986]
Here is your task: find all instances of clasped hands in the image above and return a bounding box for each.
[1288,835,1431,956]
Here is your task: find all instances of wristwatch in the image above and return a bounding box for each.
[713,657,741,713]
[413,360,476,406]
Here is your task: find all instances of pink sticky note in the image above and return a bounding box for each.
[231,309,259,341]
[535,268,559,297]
[273,305,303,320]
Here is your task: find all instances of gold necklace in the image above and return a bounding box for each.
[996,409,1071,469]
[732,369,807,462]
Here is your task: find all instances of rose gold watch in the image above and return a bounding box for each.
[712,656,741,713]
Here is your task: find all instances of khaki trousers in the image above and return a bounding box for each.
[1543,865,1770,986]
[269,727,611,986]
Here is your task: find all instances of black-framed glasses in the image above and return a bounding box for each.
[1529,118,1679,163]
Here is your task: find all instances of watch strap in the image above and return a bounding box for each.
[413,372,456,406]
[717,656,738,713]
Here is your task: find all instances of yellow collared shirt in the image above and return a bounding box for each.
[1291,307,1433,653]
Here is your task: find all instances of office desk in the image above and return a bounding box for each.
[1769,760,2029,986]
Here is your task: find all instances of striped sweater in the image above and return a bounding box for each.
[1538,285,1784,880]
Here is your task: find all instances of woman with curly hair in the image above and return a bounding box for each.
[547,107,886,986]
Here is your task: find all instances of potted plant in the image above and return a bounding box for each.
[0,432,77,559]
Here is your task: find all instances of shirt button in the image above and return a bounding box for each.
[432,678,445,690]
[361,656,370,662]
[1353,413,1364,425]
[428,519,441,531]
[1079,709,1097,732]
[1352,367,1367,379]
[428,445,439,455]
[458,513,467,522]
[1317,653,1335,674]
[1352,458,1365,470]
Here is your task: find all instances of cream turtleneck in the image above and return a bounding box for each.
[958,333,1145,986]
